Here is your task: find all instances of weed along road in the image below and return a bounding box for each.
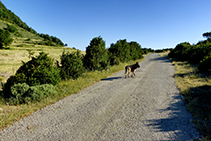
[0,53,199,140]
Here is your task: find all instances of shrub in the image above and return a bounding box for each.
[6,24,18,33]
[168,42,192,61]
[83,36,109,71]
[198,55,211,73]
[27,84,57,102]
[129,41,143,60]
[109,55,120,66]
[108,39,131,62]
[189,43,211,64]
[9,83,56,104]
[60,50,84,80]
[3,52,60,98]
[10,83,29,104]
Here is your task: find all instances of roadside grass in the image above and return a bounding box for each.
[0,58,143,130]
[160,52,211,140]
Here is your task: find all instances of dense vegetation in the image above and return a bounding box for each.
[2,36,146,105]
[83,36,109,71]
[0,1,64,47]
[168,33,211,73]
[0,28,13,49]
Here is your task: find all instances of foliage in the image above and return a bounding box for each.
[198,54,211,73]
[38,33,64,46]
[168,32,211,75]
[203,31,211,39]
[0,28,13,49]
[5,24,17,33]
[108,40,144,64]
[129,41,143,60]
[189,43,211,64]
[60,50,84,80]
[109,54,120,66]
[168,42,192,61]
[83,36,109,71]
[10,83,29,104]
[3,52,60,98]
[9,83,56,104]
[108,39,131,62]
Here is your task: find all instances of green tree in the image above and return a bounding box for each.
[60,50,84,80]
[0,29,13,49]
[83,36,109,71]
[108,39,131,62]
[129,41,143,60]
[203,32,211,39]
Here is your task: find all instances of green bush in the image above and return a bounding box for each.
[83,36,109,71]
[129,41,143,60]
[6,24,18,33]
[9,83,56,105]
[27,84,57,102]
[108,39,131,62]
[108,40,143,63]
[10,83,29,104]
[3,52,60,98]
[189,43,211,64]
[60,50,84,80]
[198,55,211,73]
[168,42,192,61]
[109,55,120,66]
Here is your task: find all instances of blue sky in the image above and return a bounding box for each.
[1,0,211,51]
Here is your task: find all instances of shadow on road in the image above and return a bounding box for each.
[145,95,199,140]
[101,77,122,81]
[150,56,172,63]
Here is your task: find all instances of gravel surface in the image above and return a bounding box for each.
[0,53,200,141]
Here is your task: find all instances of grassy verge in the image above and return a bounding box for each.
[160,52,211,140]
[0,58,143,130]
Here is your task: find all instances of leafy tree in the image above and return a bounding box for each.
[83,36,109,71]
[129,41,143,60]
[108,39,131,62]
[60,50,84,80]
[203,32,211,39]
[168,42,192,61]
[0,29,13,49]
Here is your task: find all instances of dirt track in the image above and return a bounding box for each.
[0,53,200,140]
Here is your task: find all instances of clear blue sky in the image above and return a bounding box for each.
[1,0,211,51]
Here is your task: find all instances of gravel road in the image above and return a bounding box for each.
[0,53,200,141]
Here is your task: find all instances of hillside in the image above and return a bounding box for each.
[0,1,64,47]
[0,2,77,82]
